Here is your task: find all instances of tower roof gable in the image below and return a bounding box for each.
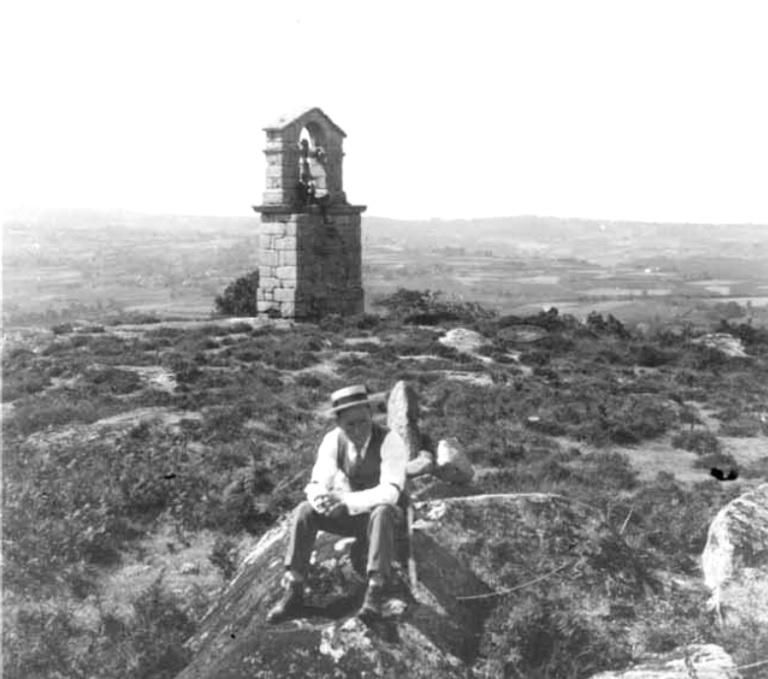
[263,107,346,137]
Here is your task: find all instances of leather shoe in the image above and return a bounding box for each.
[266,582,303,623]
[358,582,385,623]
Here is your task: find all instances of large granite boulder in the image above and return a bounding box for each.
[176,493,614,679]
[589,643,740,678]
[701,482,768,626]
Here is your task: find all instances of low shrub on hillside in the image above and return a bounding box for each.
[692,451,738,471]
[633,343,679,367]
[3,579,199,679]
[533,332,575,354]
[104,311,162,325]
[742,457,768,479]
[671,430,722,456]
[681,344,730,371]
[81,334,130,356]
[479,590,633,679]
[209,535,240,580]
[719,415,764,437]
[422,382,521,460]
[214,269,259,316]
[545,392,677,447]
[221,333,323,371]
[611,476,741,573]
[83,366,144,394]
[163,352,203,383]
[375,288,496,326]
[471,461,757,677]
[346,312,381,331]
[5,390,125,437]
[630,588,715,656]
[586,311,630,339]
[2,347,93,402]
[714,623,768,678]
[520,348,552,366]
[2,426,230,596]
[467,446,639,504]
[224,321,255,334]
[716,319,768,349]
[577,451,639,491]
[145,326,188,340]
[604,395,678,445]
[1,365,52,401]
[474,503,656,678]
[51,321,75,335]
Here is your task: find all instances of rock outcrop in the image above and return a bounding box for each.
[438,327,488,356]
[692,333,748,358]
[177,493,608,679]
[589,643,740,679]
[701,482,768,626]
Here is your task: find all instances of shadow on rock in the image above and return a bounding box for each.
[408,530,494,664]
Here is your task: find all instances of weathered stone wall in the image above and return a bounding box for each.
[256,209,364,319]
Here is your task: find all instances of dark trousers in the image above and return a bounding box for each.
[285,501,403,580]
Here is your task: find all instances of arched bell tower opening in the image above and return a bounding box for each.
[253,108,365,320]
[298,124,328,204]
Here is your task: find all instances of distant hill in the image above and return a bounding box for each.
[362,215,768,264]
[3,208,256,234]
[6,208,766,245]
[3,209,767,330]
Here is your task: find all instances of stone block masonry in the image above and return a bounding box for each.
[254,208,365,319]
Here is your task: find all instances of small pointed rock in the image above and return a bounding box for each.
[386,380,422,459]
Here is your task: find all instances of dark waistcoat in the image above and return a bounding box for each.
[336,423,388,492]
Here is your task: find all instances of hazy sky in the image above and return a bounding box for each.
[3,0,767,223]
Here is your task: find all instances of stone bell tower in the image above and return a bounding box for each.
[253,107,366,319]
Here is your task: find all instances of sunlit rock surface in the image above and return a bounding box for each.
[701,482,768,626]
[692,333,748,358]
[438,327,488,355]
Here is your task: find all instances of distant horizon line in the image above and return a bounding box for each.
[4,205,768,228]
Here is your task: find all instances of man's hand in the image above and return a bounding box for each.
[311,492,346,517]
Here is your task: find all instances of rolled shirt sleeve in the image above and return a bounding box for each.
[343,430,408,515]
[304,430,340,503]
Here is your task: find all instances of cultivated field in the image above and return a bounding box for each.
[3,210,768,332]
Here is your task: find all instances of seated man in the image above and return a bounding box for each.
[267,384,408,624]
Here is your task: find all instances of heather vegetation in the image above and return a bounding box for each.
[3,289,768,678]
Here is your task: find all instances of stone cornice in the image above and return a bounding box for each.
[252,204,367,215]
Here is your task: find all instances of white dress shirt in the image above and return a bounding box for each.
[305,426,407,515]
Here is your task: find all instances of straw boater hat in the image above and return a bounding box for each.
[327,384,378,416]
